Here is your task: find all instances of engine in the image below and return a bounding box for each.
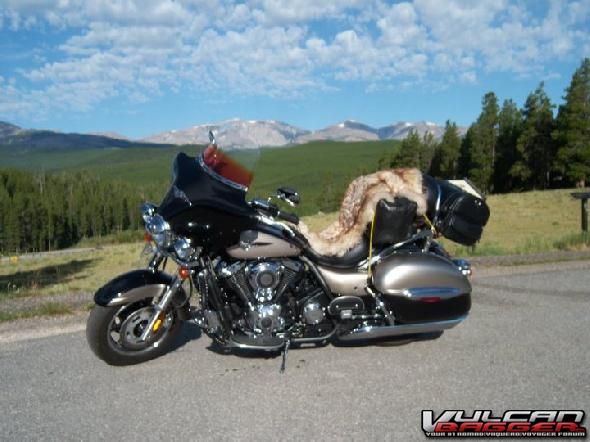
[218,259,323,338]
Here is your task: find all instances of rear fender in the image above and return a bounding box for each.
[94,270,190,319]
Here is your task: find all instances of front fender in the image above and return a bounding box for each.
[94,270,190,319]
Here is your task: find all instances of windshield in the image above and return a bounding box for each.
[202,144,258,189]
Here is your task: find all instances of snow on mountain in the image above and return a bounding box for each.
[144,119,466,148]
[378,121,443,140]
[143,119,309,149]
[296,120,379,143]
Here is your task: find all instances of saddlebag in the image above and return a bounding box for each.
[372,252,472,323]
[372,197,417,246]
[423,175,490,246]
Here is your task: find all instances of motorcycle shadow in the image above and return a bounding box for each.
[203,331,444,359]
[332,331,444,348]
[168,321,203,353]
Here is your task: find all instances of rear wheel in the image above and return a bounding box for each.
[86,300,180,365]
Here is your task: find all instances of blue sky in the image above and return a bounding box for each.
[0,0,589,139]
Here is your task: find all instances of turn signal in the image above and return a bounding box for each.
[144,232,152,242]
[178,267,190,280]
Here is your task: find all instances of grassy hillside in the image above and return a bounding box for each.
[249,140,395,213]
[1,140,398,215]
[0,144,189,183]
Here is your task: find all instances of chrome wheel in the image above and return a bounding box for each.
[107,302,174,353]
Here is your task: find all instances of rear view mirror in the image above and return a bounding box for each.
[276,186,300,207]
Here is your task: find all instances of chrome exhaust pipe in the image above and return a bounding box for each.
[337,315,467,342]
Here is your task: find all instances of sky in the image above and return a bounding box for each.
[0,0,589,139]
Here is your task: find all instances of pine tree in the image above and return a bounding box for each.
[511,83,556,189]
[390,130,423,168]
[0,168,154,253]
[430,120,461,179]
[315,172,341,213]
[494,100,522,192]
[469,92,499,193]
[458,125,475,178]
[554,58,590,187]
[420,131,438,172]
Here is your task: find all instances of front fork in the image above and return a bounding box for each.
[139,275,185,342]
[138,251,189,343]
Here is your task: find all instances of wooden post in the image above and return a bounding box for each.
[571,192,590,232]
[583,198,588,232]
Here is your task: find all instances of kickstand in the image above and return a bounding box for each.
[280,338,291,373]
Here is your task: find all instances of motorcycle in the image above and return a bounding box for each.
[87,132,489,370]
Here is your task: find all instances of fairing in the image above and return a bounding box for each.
[157,152,257,248]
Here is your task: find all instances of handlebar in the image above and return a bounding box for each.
[250,199,299,225]
[277,210,299,225]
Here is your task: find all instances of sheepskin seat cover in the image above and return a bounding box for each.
[298,168,426,257]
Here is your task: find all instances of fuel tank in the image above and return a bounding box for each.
[226,231,301,259]
[372,252,471,323]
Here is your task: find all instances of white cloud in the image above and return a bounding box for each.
[459,71,478,84]
[250,0,369,24]
[0,0,588,120]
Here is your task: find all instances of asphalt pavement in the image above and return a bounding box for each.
[1,260,589,441]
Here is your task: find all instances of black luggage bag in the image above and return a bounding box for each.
[423,175,490,246]
[373,197,417,246]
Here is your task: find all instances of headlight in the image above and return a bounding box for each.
[141,202,157,223]
[173,237,196,261]
[148,214,173,248]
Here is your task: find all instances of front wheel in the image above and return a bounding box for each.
[86,300,181,366]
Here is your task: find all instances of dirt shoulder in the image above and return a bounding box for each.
[469,249,590,267]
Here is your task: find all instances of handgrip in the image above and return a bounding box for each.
[277,210,299,225]
[250,198,299,224]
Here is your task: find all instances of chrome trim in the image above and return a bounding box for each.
[452,259,472,276]
[256,214,297,237]
[141,202,157,223]
[402,287,462,299]
[337,315,467,342]
[173,237,195,261]
[198,155,248,192]
[147,214,174,248]
[433,180,442,225]
[227,338,285,351]
[139,276,184,342]
[291,328,336,344]
[302,301,325,325]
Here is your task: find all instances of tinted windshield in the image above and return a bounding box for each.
[202,145,257,189]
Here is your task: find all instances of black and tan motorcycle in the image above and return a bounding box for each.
[87,132,489,370]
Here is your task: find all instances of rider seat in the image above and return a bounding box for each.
[302,235,370,269]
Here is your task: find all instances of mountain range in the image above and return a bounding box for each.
[1,119,466,150]
[0,121,171,150]
[144,119,466,148]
